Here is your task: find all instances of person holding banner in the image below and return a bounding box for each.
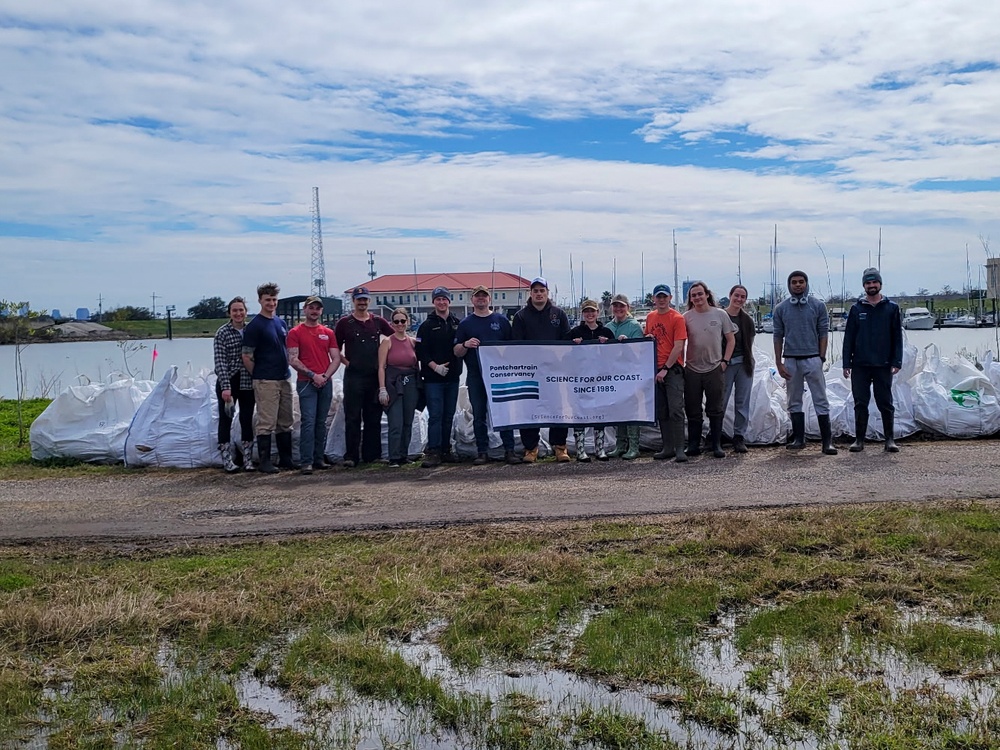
[566,299,614,461]
[605,294,644,459]
[454,285,522,466]
[511,276,572,462]
[644,284,688,462]
[683,281,736,459]
[416,286,463,467]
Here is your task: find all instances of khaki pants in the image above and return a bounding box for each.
[253,379,293,435]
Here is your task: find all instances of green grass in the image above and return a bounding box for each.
[1,503,998,747]
[102,318,228,338]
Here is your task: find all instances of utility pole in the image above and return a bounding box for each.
[97,294,104,323]
[151,291,158,319]
[310,187,327,297]
[367,250,377,281]
[672,230,679,310]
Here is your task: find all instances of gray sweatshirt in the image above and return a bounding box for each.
[773,280,829,357]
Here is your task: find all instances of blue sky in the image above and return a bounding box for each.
[2,0,999,317]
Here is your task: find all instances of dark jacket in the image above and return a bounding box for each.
[511,301,570,341]
[415,312,463,384]
[565,322,614,341]
[730,309,757,376]
[843,296,903,369]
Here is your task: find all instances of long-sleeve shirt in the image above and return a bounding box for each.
[415,312,462,384]
[511,302,570,341]
[213,322,253,390]
[843,296,903,369]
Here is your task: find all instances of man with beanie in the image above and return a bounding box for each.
[843,267,903,452]
[511,277,572,462]
[773,270,837,455]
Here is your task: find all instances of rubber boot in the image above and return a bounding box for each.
[672,421,688,463]
[421,449,441,468]
[709,417,726,458]
[686,421,704,457]
[219,443,239,473]
[594,430,608,460]
[574,429,591,462]
[882,412,899,452]
[732,435,748,454]
[256,434,278,474]
[850,416,867,452]
[622,426,640,460]
[818,414,838,455]
[241,440,256,471]
[275,432,295,469]
[653,424,672,459]
[608,424,628,458]
[786,413,806,450]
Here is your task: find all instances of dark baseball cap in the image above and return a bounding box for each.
[653,284,672,296]
[351,287,371,300]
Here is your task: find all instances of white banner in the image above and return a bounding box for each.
[478,340,657,428]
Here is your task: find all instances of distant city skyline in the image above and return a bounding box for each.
[3,1,999,316]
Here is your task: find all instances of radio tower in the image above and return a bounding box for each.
[310,187,327,297]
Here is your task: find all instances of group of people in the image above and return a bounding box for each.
[213,266,903,474]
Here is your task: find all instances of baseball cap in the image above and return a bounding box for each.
[471,285,490,295]
[653,283,672,296]
[581,299,599,312]
[432,286,452,301]
[530,276,548,289]
[351,286,371,300]
[611,293,630,306]
[304,295,323,307]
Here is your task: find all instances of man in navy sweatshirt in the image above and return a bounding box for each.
[773,270,837,455]
[843,267,903,452]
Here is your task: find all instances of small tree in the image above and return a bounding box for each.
[0,300,52,446]
[187,296,227,319]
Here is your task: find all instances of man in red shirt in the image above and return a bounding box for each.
[287,297,341,474]
[644,284,689,462]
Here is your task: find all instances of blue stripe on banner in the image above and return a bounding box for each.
[492,386,538,396]
[491,380,539,391]
[492,393,540,403]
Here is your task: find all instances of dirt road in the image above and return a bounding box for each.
[1,441,997,545]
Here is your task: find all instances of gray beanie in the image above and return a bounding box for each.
[862,267,882,284]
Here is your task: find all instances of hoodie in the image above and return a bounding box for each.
[772,270,830,356]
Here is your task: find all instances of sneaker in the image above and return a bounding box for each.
[505,450,523,465]
[388,459,402,468]
[473,453,489,466]
[342,459,356,468]
[312,462,331,471]
[522,447,538,463]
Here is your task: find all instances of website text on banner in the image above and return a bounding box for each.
[478,340,657,429]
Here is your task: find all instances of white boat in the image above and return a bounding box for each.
[828,307,848,332]
[903,307,935,331]
[941,313,979,329]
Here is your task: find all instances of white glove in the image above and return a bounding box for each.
[378,387,389,406]
[432,363,450,377]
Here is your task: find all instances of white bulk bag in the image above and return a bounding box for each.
[30,376,154,462]
[910,345,1000,438]
[125,366,220,467]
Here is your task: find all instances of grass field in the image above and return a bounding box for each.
[1,503,997,748]
[102,318,228,338]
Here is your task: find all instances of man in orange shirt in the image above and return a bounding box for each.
[644,284,688,462]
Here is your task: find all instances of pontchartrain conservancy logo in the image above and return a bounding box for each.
[490,380,540,403]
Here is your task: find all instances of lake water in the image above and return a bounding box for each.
[4,328,1000,399]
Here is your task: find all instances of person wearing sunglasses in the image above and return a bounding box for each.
[378,308,420,467]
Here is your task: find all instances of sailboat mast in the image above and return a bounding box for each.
[672,230,679,310]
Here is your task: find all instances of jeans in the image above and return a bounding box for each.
[655,365,686,450]
[425,381,459,454]
[851,365,894,420]
[722,356,752,437]
[466,370,515,453]
[386,374,419,461]
[297,379,333,467]
[343,369,384,463]
[216,376,255,444]
[684,365,725,424]
[785,356,829,415]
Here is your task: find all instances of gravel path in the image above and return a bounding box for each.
[1,440,997,546]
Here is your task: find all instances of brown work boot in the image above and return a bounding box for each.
[522,447,538,463]
[554,444,571,462]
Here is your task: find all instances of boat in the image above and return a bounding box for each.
[760,314,774,334]
[902,307,935,331]
[828,307,848,332]
[941,313,979,329]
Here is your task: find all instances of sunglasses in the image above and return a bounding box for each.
[392,318,408,324]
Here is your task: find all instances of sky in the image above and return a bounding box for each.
[2,0,1000,318]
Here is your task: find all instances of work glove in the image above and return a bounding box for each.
[432,363,450,377]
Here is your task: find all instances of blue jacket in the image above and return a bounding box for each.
[843,296,903,369]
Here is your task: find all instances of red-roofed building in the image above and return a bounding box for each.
[344,272,533,321]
